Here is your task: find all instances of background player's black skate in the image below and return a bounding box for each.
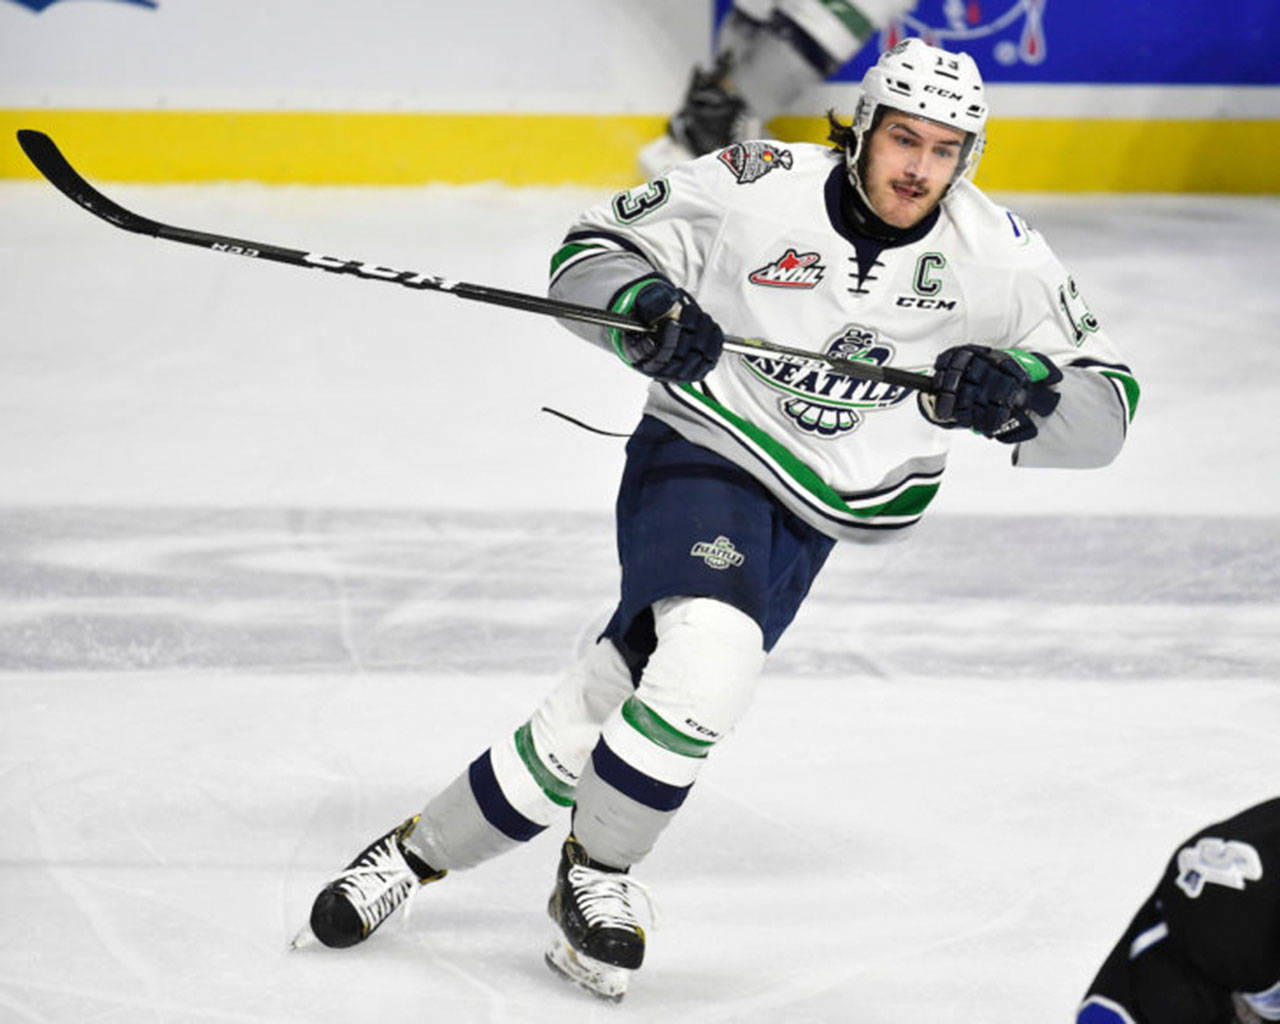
[544,834,653,1001]
[295,815,445,949]
[639,55,758,178]
[668,55,751,157]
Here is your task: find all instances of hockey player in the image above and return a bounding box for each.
[640,0,918,177]
[1077,798,1280,1024]
[297,39,1139,1002]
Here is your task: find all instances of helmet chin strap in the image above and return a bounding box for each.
[845,144,877,216]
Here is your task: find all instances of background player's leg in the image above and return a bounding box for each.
[641,0,915,176]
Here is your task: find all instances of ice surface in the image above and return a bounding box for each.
[2,179,1279,1022]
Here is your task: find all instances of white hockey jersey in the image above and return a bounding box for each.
[549,141,1138,543]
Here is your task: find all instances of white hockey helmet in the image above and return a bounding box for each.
[846,38,989,198]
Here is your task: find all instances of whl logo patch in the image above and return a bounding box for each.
[749,249,825,289]
[1175,837,1263,898]
[718,141,792,184]
[690,536,745,570]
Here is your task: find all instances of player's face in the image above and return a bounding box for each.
[862,113,967,228]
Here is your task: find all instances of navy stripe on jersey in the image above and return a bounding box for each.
[562,228,650,260]
[836,464,944,503]
[550,230,656,289]
[591,738,693,812]
[1068,357,1134,373]
[468,749,546,842]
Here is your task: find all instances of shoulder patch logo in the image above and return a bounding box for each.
[1175,837,1263,898]
[748,249,825,289]
[717,142,793,184]
[690,536,745,570]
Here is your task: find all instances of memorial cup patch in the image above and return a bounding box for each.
[717,142,793,184]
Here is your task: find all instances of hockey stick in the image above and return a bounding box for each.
[15,129,935,393]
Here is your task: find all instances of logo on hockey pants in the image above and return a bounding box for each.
[1175,837,1263,898]
[690,536,745,570]
[717,142,793,184]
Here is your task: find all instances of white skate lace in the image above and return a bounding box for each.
[334,842,420,931]
[568,864,659,933]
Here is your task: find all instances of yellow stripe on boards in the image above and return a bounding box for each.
[3,109,1277,192]
[771,115,1280,194]
[0,109,666,186]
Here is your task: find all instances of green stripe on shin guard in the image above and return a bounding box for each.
[513,721,576,807]
[621,696,714,759]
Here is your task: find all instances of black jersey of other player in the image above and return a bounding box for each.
[1080,797,1280,1024]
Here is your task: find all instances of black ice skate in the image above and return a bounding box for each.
[544,834,655,1002]
[638,54,760,178]
[293,815,446,950]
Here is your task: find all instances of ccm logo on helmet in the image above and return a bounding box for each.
[923,85,964,101]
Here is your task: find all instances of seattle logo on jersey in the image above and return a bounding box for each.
[883,0,1047,67]
[741,325,913,438]
[748,249,826,289]
[718,141,793,185]
[6,0,156,9]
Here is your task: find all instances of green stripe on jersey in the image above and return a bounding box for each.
[549,241,603,279]
[818,0,874,40]
[675,382,939,521]
[513,721,576,806]
[1099,370,1141,421]
[622,696,713,759]
[606,276,664,364]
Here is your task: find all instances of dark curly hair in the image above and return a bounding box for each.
[825,108,856,152]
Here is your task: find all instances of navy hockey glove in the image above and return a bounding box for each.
[611,278,724,382]
[919,344,1063,443]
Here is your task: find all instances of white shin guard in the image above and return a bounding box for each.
[635,596,766,745]
[574,597,766,868]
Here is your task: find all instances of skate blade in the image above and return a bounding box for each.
[544,936,630,1002]
[289,924,319,951]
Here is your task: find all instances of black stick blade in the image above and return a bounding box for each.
[16,128,165,236]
